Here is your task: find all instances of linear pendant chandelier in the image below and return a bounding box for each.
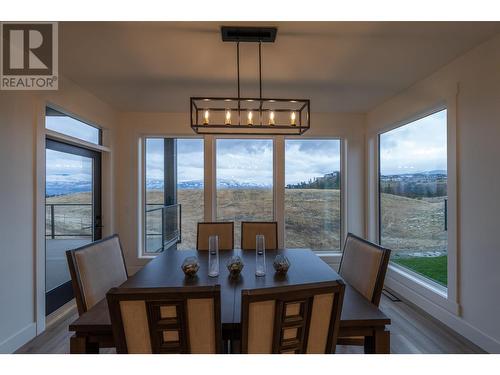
[190,26,310,135]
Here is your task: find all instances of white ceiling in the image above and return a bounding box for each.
[60,21,500,113]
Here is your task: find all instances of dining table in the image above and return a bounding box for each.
[69,248,391,354]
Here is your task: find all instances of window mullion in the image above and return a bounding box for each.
[274,136,285,249]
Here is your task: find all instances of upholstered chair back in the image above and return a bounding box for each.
[338,233,391,306]
[107,286,222,354]
[66,234,128,315]
[241,221,278,250]
[240,281,345,354]
[196,222,234,250]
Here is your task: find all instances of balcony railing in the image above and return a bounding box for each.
[145,203,182,253]
[46,203,93,239]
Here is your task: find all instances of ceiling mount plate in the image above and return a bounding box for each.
[221,26,277,43]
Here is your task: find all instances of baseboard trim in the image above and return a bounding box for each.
[0,323,36,353]
[386,274,500,353]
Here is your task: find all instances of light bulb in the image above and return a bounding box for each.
[247,110,253,125]
[225,109,231,125]
[269,111,275,126]
[203,110,209,125]
[290,111,296,126]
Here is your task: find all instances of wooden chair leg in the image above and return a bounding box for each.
[70,334,99,354]
[374,329,390,354]
[364,329,390,354]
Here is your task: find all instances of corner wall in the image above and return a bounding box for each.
[0,77,118,353]
[366,34,500,352]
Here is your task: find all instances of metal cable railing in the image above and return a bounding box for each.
[145,203,182,253]
[45,203,93,239]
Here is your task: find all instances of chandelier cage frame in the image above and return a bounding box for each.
[190,26,311,136]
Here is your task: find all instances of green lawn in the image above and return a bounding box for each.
[392,255,447,286]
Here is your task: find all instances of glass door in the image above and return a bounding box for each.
[45,139,101,314]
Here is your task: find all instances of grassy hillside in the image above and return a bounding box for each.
[380,193,447,254]
[284,189,341,250]
[381,192,447,286]
[46,192,92,204]
[393,255,447,286]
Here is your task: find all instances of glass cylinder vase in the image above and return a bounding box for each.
[255,234,266,277]
[208,235,219,277]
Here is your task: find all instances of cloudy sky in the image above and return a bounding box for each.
[380,109,447,175]
[146,138,341,187]
[216,139,274,186]
[46,149,92,185]
[46,115,100,144]
[45,115,98,189]
[285,139,340,185]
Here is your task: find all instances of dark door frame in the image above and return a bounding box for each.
[45,138,102,315]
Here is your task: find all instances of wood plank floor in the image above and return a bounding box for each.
[16,291,485,354]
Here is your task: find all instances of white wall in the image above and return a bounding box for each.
[0,92,38,352]
[114,111,366,274]
[366,34,500,353]
[0,77,118,353]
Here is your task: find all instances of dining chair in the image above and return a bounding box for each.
[106,285,222,354]
[197,222,234,250]
[66,234,128,315]
[240,281,345,354]
[336,232,391,348]
[241,221,278,250]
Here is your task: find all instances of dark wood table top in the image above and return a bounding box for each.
[70,249,390,333]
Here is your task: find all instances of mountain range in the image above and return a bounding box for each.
[46,170,447,197]
[45,178,272,197]
[381,170,447,177]
[152,179,272,189]
[46,181,92,196]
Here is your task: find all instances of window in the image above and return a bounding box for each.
[216,139,274,248]
[379,109,448,286]
[46,107,101,145]
[142,137,345,254]
[144,138,203,253]
[285,139,341,251]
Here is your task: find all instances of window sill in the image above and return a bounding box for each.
[315,251,342,259]
[315,251,342,270]
[138,254,158,259]
[385,263,460,316]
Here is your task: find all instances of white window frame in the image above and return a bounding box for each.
[45,104,103,146]
[373,102,460,316]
